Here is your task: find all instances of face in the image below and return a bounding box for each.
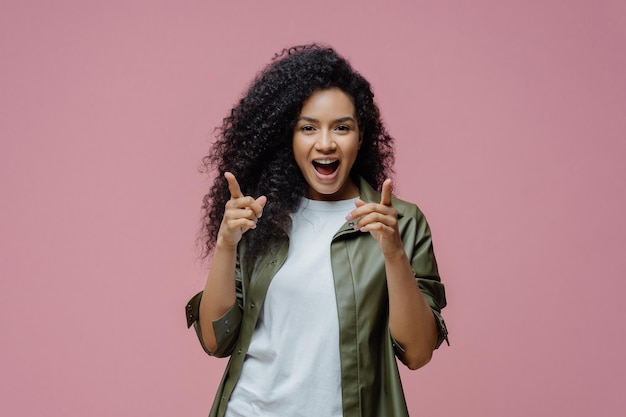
[293,88,362,201]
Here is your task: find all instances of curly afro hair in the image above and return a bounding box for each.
[200,44,395,260]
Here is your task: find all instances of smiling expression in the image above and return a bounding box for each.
[293,88,362,201]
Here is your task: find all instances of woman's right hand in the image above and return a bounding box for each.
[217,172,267,248]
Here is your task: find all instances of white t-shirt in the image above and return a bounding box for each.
[225,197,357,417]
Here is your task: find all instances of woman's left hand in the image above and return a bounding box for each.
[347,179,404,257]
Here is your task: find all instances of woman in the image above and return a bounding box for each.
[186,44,448,417]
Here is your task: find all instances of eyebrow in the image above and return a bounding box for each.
[296,116,356,123]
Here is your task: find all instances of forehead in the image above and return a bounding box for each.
[299,88,356,116]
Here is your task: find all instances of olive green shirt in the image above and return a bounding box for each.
[186,178,448,417]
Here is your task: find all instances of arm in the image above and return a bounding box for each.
[196,172,266,354]
[384,248,439,370]
[197,241,239,353]
[347,179,443,370]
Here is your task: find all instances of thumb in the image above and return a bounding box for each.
[380,179,392,206]
[256,195,267,209]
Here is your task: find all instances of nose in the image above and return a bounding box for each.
[314,129,336,152]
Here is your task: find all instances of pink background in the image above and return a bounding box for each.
[1,0,625,416]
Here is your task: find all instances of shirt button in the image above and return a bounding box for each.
[224,319,229,325]
[250,303,255,309]
[237,349,242,355]
[270,260,277,265]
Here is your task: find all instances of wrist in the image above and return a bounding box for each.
[383,248,408,263]
[216,236,239,251]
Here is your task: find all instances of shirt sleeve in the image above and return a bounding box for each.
[184,253,245,358]
[185,291,243,357]
[417,279,449,349]
[407,207,449,351]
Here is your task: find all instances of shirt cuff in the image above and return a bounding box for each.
[185,291,242,357]
[432,309,449,349]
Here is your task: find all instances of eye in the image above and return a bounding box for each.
[335,125,351,132]
[300,125,316,132]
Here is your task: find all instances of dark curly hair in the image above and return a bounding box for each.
[200,44,395,260]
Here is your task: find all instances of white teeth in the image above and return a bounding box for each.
[314,160,337,165]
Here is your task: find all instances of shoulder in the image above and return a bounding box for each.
[392,195,422,220]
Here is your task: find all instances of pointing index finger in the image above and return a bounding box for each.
[224,172,243,199]
[380,179,392,206]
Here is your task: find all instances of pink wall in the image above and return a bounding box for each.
[1,1,625,415]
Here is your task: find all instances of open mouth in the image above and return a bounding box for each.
[313,159,340,176]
